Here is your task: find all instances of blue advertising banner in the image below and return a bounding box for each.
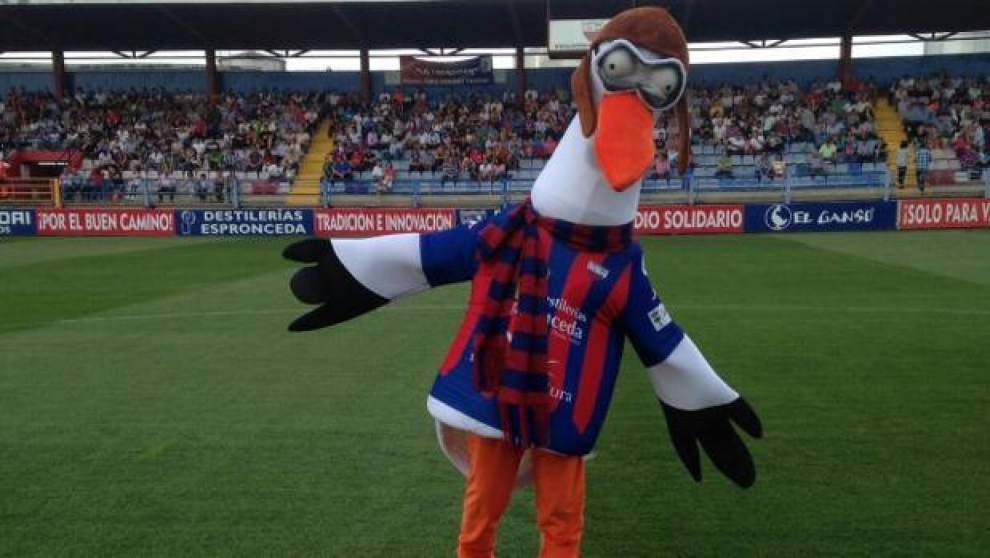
[456,209,495,228]
[0,208,37,236]
[177,209,313,236]
[744,201,897,233]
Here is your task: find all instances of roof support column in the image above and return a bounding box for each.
[205,49,221,99]
[515,46,526,104]
[360,48,372,103]
[838,32,854,89]
[52,50,67,103]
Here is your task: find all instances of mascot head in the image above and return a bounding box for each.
[570,7,692,191]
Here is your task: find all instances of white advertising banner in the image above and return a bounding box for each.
[548,18,609,58]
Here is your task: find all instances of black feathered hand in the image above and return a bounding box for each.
[660,397,763,488]
[283,238,389,332]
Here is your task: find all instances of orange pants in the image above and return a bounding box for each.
[458,434,586,558]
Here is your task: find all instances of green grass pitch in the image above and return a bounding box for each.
[1,231,988,557]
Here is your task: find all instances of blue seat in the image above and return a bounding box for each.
[344,183,371,194]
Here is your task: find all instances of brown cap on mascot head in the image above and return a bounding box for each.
[571,6,692,175]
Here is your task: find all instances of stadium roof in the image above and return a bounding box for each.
[0,0,989,52]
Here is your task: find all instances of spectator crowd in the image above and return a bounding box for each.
[891,74,989,172]
[320,87,572,188]
[0,87,322,195]
[319,77,898,187]
[2,72,987,199]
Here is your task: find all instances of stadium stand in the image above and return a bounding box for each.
[312,89,569,198]
[302,78,894,199]
[1,88,323,203]
[890,75,989,186]
[2,75,987,207]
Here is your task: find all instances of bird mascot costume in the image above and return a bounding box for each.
[284,7,762,557]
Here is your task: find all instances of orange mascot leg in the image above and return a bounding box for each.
[458,434,524,558]
[533,449,586,558]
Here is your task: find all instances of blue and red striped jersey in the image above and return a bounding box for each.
[420,215,684,456]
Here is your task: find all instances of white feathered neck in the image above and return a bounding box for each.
[530,118,643,226]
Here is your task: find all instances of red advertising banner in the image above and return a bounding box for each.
[899,198,990,230]
[315,208,458,237]
[37,208,175,236]
[636,205,745,235]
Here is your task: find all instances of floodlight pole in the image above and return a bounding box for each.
[360,48,372,103]
[515,45,526,103]
[838,32,854,89]
[52,50,67,103]
[205,49,221,99]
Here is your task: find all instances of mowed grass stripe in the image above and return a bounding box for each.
[2,267,298,332]
[0,232,987,557]
[596,235,988,557]
[1,251,466,557]
[637,234,990,324]
[0,238,294,335]
[5,301,990,332]
[777,229,990,286]
[0,237,223,269]
[0,237,34,245]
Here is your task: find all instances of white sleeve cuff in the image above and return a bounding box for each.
[647,335,738,410]
[331,234,429,300]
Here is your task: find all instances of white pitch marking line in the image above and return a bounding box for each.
[3,303,988,330]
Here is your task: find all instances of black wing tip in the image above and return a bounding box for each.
[288,318,322,332]
[689,466,702,483]
[725,460,757,488]
[735,471,757,489]
[283,238,327,263]
[290,267,332,305]
[730,397,764,439]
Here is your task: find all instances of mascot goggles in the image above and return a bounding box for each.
[595,38,687,113]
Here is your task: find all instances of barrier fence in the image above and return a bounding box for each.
[57,176,293,208]
[319,171,893,208]
[7,166,985,211]
[0,179,61,207]
[3,199,989,238]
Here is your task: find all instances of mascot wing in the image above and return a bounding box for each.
[648,336,763,488]
[283,234,430,331]
[623,252,763,488]
[283,226,477,331]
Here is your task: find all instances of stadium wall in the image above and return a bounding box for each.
[2,53,989,94]
[3,199,988,237]
[0,71,53,92]
[71,70,206,92]
[853,52,990,81]
[223,70,365,93]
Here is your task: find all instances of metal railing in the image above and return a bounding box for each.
[0,179,60,207]
[689,169,891,203]
[26,165,989,211]
[57,176,300,208]
[316,166,896,207]
[320,176,515,209]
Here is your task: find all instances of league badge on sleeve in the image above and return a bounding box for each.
[649,303,672,331]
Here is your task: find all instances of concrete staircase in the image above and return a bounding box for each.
[876,98,917,189]
[290,120,333,206]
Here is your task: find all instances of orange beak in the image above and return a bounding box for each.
[593,91,656,191]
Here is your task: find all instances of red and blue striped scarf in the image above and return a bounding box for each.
[465,197,633,446]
